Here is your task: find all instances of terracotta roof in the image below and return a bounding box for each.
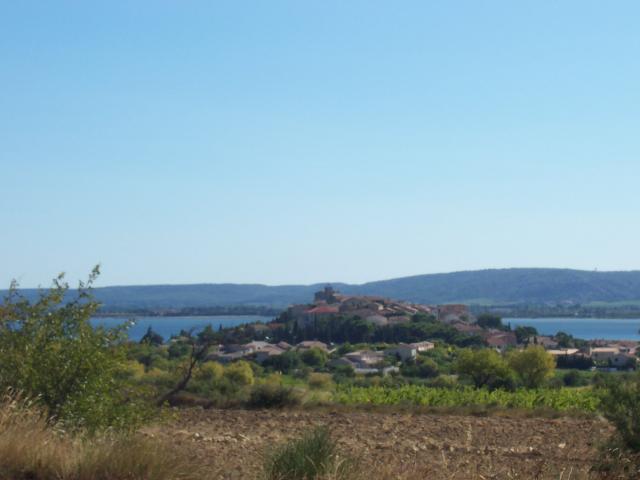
[486,332,517,347]
[453,323,483,333]
[296,341,329,350]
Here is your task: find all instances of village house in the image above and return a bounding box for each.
[437,304,472,323]
[452,322,484,334]
[586,346,637,368]
[253,345,286,364]
[330,350,399,375]
[385,344,417,361]
[383,341,436,362]
[276,341,292,350]
[212,340,287,364]
[339,297,378,312]
[243,341,271,352]
[222,344,253,354]
[527,336,559,349]
[589,347,620,362]
[547,348,580,358]
[214,350,249,363]
[609,352,637,368]
[607,342,637,355]
[414,304,437,315]
[412,341,435,352]
[296,340,330,352]
[485,331,517,352]
[344,350,385,368]
[301,305,340,326]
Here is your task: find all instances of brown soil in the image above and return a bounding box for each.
[143,408,613,479]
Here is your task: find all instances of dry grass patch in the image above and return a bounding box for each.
[0,394,201,480]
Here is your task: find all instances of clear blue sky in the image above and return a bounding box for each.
[1,1,639,288]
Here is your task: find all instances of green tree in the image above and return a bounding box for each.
[454,349,513,389]
[555,331,574,348]
[167,336,193,358]
[157,329,221,405]
[400,356,439,379]
[265,350,302,373]
[507,346,555,388]
[224,360,255,386]
[514,325,538,344]
[0,268,148,431]
[140,326,164,346]
[300,348,327,368]
[196,362,224,382]
[476,313,505,330]
[554,331,586,349]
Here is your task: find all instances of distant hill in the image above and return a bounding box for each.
[351,269,640,305]
[5,268,640,311]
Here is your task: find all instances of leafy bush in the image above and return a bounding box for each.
[247,382,300,408]
[196,362,224,382]
[476,313,505,330]
[0,269,151,432]
[264,351,302,373]
[400,357,439,379]
[598,373,640,451]
[263,426,357,480]
[592,373,640,478]
[562,370,589,387]
[455,349,514,389]
[224,361,255,386]
[167,341,191,359]
[507,346,555,388]
[308,372,334,390]
[300,348,328,368]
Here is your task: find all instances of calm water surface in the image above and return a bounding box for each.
[91,315,640,342]
[91,315,274,342]
[505,317,640,341]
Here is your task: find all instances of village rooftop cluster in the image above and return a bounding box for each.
[204,287,637,373]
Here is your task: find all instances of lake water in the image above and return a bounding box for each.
[91,315,274,342]
[91,315,640,342]
[505,317,640,341]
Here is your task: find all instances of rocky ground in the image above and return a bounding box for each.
[144,408,613,479]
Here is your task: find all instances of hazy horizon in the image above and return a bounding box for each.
[2,1,639,288]
[7,266,640,290]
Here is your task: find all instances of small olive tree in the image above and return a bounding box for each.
[0,267,150,431]
[455,348,514,389]
[507,346,555,388]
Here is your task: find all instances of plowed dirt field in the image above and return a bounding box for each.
[144,409,612,479]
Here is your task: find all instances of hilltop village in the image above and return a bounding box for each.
[204,286,637,373]
[286,285,471,329]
